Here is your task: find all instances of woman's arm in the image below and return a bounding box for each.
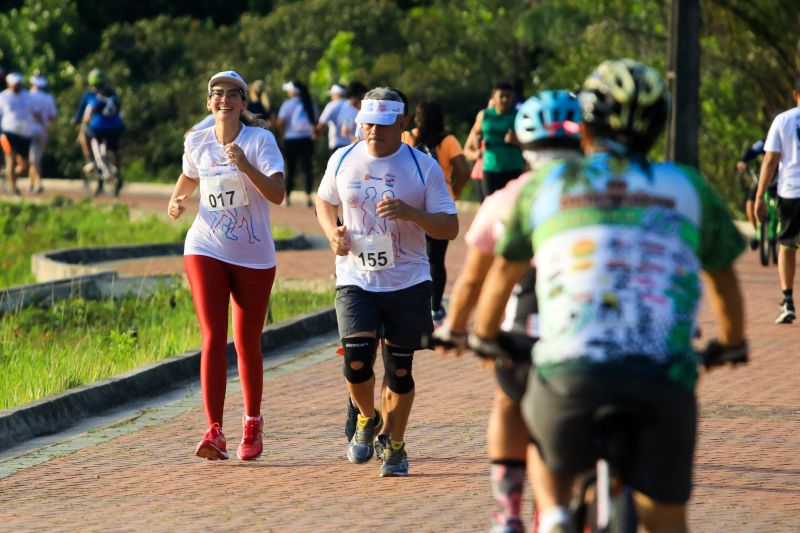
[167,174,198,220]
[450,154,471,199]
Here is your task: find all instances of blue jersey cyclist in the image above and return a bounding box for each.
[471,59,747,533]
[80,71,124,196]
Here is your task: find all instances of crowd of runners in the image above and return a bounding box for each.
[161,59,793,533]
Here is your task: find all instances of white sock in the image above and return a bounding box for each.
[245,415,261,421]
[538,506,569,533]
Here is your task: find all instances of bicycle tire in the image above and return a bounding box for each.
[759,223,769,266]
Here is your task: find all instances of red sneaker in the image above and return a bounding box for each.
[194,423,228,460]
[237,414,264,461]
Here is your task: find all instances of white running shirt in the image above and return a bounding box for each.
[317,141,457,292]
[318,98,349,149]
[182,125,285,268]
[277,97,315,139]
[28,90,58,137]
[0,89,35,137]
[765,106,800,199]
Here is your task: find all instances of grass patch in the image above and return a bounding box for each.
[0,285,333,410]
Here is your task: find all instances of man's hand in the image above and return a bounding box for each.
[736,161,747,173]
[329,225,350,256]
[377,194,417,221]
[754,195,767,224]
[167,194,188,220]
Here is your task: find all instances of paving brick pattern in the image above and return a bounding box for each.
[1,183,798,531]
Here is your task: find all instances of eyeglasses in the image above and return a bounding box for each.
[209,89,244,100]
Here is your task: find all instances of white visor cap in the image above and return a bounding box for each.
[6,72,24,86]
[355,99,405,125]
[208,71,247,94]
[30,75,48,88]
[328,84,346,96]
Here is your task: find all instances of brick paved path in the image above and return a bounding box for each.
[1,182,798,531]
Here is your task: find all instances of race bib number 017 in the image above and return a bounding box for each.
[350,234,395,271]
[200,172,249,211]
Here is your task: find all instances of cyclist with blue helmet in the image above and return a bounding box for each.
[434,89,582,533]
[471,59,746,533]
[81,71,124,196]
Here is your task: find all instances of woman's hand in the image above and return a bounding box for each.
[167,194,188,220]
[225,143,254,173]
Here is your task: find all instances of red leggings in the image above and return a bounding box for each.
[184,254,276,428]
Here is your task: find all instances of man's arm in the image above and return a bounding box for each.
[314,195,349,256]
[375,196,458,240]
[702,267,745,347]
[472,256,530,339]
[754,151,780,223]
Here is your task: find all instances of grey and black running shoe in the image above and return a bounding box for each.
[344,397,358,442]
[379,441,409,477]
[374,433,390,463]
[775,299,796,324]
[347,411,382,464]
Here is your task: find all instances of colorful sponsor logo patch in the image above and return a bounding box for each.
[572,239,597,258]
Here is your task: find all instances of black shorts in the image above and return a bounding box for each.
[85,127,122,151]
[523,372,697,504]
[1,132,31,156]
[334,282,433,349]
[777,196,800,248]
[494,331,535,402]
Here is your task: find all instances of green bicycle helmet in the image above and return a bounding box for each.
[578,59,669,154]
[87,68,106,86]
[514,90,581,148]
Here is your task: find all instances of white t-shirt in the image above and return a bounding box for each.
[277,97,315,140]
[317,98,349,149]
[0,89,34,137]
[765,106,800,198]
[182,125,285,268]
[339,101,360,141]
[28,90,58,137]
[317,141,457,292]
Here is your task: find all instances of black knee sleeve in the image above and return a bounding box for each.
[342,337,376,384]
[383,344,415,394]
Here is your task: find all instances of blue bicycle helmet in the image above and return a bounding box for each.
[514,90,581,148]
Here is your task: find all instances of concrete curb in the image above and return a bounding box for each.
[31,235,315,282]
[0,307,337,449]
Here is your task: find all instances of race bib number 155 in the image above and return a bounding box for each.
[350,234,395,271]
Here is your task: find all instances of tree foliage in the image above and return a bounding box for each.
[0,0,798,206]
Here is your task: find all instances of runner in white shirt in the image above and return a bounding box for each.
[167,70,285,463]
[316,84,349,155]
[316,87,458,477]
[756,75,800,324]
[277,80,317,206]
[0,72,38,195]
[27,75,58,193]
[340,81,367,144]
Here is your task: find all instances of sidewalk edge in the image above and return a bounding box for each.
[0,307,336,449]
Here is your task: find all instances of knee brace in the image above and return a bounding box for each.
[342,337,376,384]
[383,344,415,394]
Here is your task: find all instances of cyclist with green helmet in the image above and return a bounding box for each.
[471,59,747,533]
[73,69,106,176]
[434,89,582,533]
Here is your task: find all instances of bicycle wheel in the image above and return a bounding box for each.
[759,223,769,266]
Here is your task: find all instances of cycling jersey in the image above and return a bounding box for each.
[85,92,123,131]
[498,152,744,390]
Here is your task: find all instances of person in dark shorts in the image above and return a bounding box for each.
[433,90,583,532]
[0,72,38,195]
[471,60,746,532]
[315,86,458,477]
[755,74,800,324]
